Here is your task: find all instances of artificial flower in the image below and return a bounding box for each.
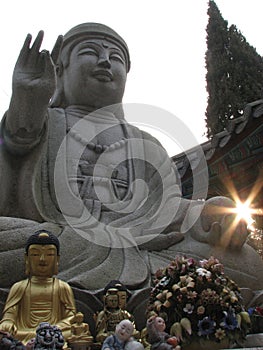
[198,317,216,336]
[147,255,250,347]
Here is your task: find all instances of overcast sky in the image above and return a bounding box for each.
[0,0,262,155]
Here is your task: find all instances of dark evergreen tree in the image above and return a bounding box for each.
[205,0,263,138]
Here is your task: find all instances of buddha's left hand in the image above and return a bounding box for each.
[189,196,249,249]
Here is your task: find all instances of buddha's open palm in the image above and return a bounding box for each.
[12,31,62,103]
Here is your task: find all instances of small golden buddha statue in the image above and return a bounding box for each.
[0,230,76,345]
[102,280,131,311]
[67,312,93,348]
[95,288,138,344]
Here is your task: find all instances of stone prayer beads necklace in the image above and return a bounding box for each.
[68,128,128,154]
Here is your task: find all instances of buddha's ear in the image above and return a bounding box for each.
[53,255,60,276]
[49,71,65,108]
[56,62,64,77]
[25,253,30,276]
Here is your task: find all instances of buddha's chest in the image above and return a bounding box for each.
[29,282,53,306]
[66,122,131,203]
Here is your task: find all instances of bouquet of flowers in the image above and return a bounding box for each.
[147,256,250,347]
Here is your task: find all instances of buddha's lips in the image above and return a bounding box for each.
[92,70,113,80]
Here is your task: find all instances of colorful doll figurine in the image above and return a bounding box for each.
[102,320,143,350]
[146,316,180,350]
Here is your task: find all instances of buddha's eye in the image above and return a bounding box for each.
[78,48,98,56]
[110,53,125,64]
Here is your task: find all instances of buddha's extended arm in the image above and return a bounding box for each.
[4,31,62,151]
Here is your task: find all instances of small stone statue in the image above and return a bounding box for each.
[33,322,64,350]
[146,316,180,350]
[67,312,93,349]
[102,320,143,350]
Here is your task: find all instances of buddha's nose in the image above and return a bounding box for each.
[98,55,111,69]
[40,253,46,261]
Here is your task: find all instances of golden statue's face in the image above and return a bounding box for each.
[118,291,127,309]
[27,244,58,277]
[106,294,119,309]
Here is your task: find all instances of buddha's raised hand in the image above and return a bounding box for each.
[12,31,63,103]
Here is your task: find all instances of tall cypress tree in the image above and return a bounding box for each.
[205,0,263,138]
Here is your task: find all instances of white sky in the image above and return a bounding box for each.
[0,0,262,156]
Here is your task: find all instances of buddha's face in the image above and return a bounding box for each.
[61,38,127,108]
[27,244,58,277]
[116,320,134,341]
[75,312,83,323]
[118,291,127,309]
[106,294,119,309]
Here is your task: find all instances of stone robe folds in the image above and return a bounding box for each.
[0,107,190,291]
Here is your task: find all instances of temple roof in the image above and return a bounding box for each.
[172,99,263,181]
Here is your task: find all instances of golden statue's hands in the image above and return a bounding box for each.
[0,320,17,335]
[12,31,63,103]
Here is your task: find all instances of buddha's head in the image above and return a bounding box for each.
[74,312,84,324]
[105,288,119,310]
[104,280,130,309]
[51,22,130,109]
[25,230,60,277]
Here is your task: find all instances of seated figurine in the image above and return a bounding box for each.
[102,320,143,350]
[146,316,180,350]
[0,230,76,345]
[67,312,93,344]
[33,322,64,350]
[95,289,138,343]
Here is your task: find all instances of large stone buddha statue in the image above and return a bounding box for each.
[0,230,76,344]
[0,23,262,329]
